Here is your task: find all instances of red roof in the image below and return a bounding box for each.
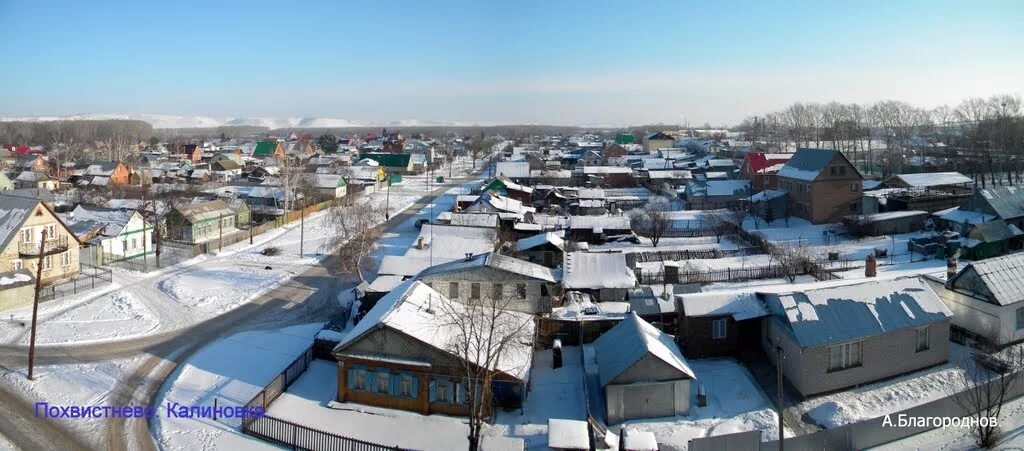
[4,145,44,155]
[745,152,792,174]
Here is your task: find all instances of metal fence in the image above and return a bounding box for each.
[637,265,791,285]
[39,264,113,302]
[236,346,403,450]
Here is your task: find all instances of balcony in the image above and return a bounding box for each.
[19,236,69,257]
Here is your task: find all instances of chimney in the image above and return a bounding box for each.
[465,253,473,261]
[417,236,425,250]
[947,254,958,281]
[865,254,877,278]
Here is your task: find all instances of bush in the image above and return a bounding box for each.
[261,246,281,256]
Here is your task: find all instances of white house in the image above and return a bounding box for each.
[62,205,153,264]
[925,253,1024,347]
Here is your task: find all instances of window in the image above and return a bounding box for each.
[46,224,55,238]
[377,372,390,393]
[12,260,22,271]
[830,166,846,177]
[42,255,52,271]
[849,202,859,213]
[354,370,366,390]
[516,283,527,298]
[449,282,459,299]
[470,283,481,299]
[492,283,503,299]
[437,380,451,403]
[1016,307,1024,330]
[21,228,32,243]
[60,251,70,267]
[916,326,930,352]
[851,183,859,192]
[827,341,863,372]
[400,376,413,397]
[712,318,728,340]
[132,238,138,249]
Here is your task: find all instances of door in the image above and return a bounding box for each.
[621,383,675,421]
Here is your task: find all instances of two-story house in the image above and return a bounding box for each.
[777,148,863,224]
[0,195,81,284]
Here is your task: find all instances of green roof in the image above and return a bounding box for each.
[615,133,635,144]
[359,152,411,168]
[253,141,279,157]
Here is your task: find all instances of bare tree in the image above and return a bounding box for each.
[435,285,534,451]
[629,196,674,247]
[766,241,813,282]
[699,209,733,243]
[322,202,385,284]
[948,346,1024,448]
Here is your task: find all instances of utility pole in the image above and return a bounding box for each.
[28,229,48,380]
[775,338,785,451]
[218,212,224,252]
[299,198,305,257]
[384,173,391,221]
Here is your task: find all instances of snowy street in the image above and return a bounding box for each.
[0,159,488,450]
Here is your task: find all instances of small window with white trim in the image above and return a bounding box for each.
[712,318,728,340]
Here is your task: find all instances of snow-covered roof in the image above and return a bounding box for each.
[62,205,140,237]
[886,172,972,188]
[777,148,842,181]
[366,274,406,293]
[449,213,498,228]
[0,195,40,251]
[562,252,636,289]
[566,215,630,231]
[515,231,565,252]
[547,419,589,450]
[417,252,559,283]
[495,161,531,178]
[688,180,751,197]
[647,170,692,180]
[468,192,535,215]
[622,429,659,451]
[581,166,632,175]
[936,206,995,225]
[679,292,769,321]
[335,280,534,380]
[847,210,929,222]
[765,277,952,348]
[751,189,786,203]
[0,270,33,288]
[592,313,695,387]
[956,253,1024,306]
[404,224,495,261]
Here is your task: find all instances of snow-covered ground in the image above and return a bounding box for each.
[266,360,523,450]
[619,358,792,450]
[637,254,775,273]
[870,394,1024,450]
[589,236,741,253]
[488,348,588,449]
[152,323,323,450]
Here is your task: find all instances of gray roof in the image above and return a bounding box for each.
[0,195,42,252]
[969,219,1018,243]
[955,253,1024,306]
[592,313,695,387]
[976,186,1024,220]
[777,148,846,181]
[0,188,55,203]
[416,252,559,283]
[764,278,952,348]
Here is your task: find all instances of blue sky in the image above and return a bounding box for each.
[1,0,1022,125]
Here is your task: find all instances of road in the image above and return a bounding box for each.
[0,175,482,451]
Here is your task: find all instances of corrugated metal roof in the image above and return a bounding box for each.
[777,148,841,181]
[978,186,1024,220]
[962,253,1024,306]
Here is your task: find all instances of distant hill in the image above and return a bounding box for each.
[0,113,495,129]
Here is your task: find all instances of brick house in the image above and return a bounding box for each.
[777,148,863,224]
[760,277,951,396]
[678,292,769,359]
[333,280,533,416]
